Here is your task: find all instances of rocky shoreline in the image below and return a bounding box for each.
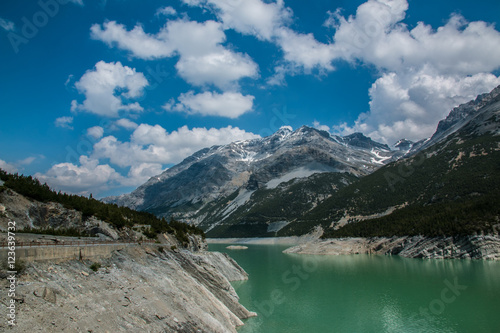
[1,187,257,332]
[283,235,500,260]
[0,245,255,332]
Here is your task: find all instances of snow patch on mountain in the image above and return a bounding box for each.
[221,189,255,220]
[265,164,337,189]
[370,149,393,165]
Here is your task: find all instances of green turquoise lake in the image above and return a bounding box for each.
[208,243,500,333]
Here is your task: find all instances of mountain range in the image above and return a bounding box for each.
[105,85,500,238]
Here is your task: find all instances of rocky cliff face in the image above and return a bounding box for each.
[0,246,255,332]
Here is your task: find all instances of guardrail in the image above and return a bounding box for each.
[0,239,157,248]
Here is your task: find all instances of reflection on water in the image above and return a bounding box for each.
[209,244,500,333]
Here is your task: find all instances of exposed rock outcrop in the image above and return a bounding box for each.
[0,246,256,332]
[0,189,120,240]
[284,235,500,260]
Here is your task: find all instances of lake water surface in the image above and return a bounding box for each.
[209,243,500,333]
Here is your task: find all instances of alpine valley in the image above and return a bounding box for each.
[105,85,500,240]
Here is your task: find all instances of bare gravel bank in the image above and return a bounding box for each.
[0,246,255,332]
[283,235,500,260]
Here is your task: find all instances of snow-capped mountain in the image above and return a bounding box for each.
[105,125,399,222]
[311,84,500,239]
[341,132,390,151]
[105,85,500,238]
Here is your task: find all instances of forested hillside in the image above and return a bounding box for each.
[280,133,500,238]
[0,169,205,242]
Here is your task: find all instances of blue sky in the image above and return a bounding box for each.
[1,0,500,197]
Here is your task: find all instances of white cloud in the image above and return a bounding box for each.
[93,124,260,167]
[327,0,500,144]
[312,121,330,132]
[155,6,177,17]
[91,21,175,59]
[34,159,163,196]
[167,91,254,118]
[72,61,148,117]
[88,0,500,145]
[276,28,335,72]
[184,0,292,41]
[91,19,258,89]
[55,116,74,129]
[34,156,122,195]
[335,69,500,144]
[185,0,335,74]
[175,50,258,88]
[115,118,138,130]
[0,18,15,32]
[0,159,18,173]
[330,1,500,75]
[87,126,104,140]
[121,163,165,187]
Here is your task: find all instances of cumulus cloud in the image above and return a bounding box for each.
[184,0,292,41]
[328,0,500,144]
[87,126,104,140]
[91,19,258,89]
[89,0,500,145]
[166,91,254,118]
[71,61,148,117]
[34,158,164,196]
[121,163,165,187]
[92,124,260,167]
[190,0,500,142]
[115,118,139,130]
[55,116,74,129]
[184,0,335,73]
[334,69,500,144]
[175,50,257,88]
[275,28,335,72]
[34,156,122,195]
[330,1,500,75]
[0,159,18,173]
[90,21,175,59]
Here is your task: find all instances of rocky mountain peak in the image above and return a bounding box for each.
[342,132,390,151]
[277,125,293,134]
[432,84,500,141]
[393,139,414,151]
[105,124,401,219]
[103,86,500,239]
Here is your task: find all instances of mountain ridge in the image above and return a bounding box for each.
[104,125,401,220]
[105,85,500,238]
